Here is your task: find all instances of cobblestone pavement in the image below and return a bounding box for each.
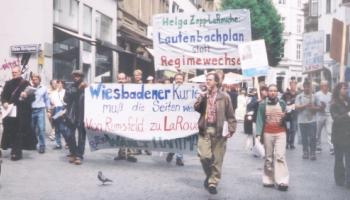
[0,122,349,200]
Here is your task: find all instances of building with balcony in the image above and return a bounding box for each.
[316,0,350,83]
[269,0,308,91]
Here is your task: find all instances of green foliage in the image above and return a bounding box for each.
[221,0,284,66]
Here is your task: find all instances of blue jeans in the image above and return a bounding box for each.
[53,106,67,146]
[32,107,46,147]
[65,123,86,159]
[299,122,317,155]
[286,113,298,146]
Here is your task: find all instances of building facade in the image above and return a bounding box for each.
[316,0,350,84]
[270,0,307,91]
[0,0,117,85]
[0,0,53,85]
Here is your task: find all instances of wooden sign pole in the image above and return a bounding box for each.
[339,23,347,82]
[254,76,261,100]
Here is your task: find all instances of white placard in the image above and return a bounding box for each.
[85,83,201,152]
[239,40,269,77]
[153,9,251,71]
[303,31,324,73]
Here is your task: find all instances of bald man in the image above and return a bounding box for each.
[315,80,333,155]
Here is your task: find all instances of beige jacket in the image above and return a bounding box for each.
[194,90,237,136]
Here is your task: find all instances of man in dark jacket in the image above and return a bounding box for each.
[64,70,87,165]
[1,66,37,161]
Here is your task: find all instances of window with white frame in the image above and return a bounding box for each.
[281,40,286,58]
[96,12,112,42]
[296,43,301,60]
[53,0,79,31]
[310,0,318,17]
[279,0,286,4]
[326,34,331,52]
[326,0,331,14]
[83,5,92,36]
[281,16,286,23]
[297,19,301,33]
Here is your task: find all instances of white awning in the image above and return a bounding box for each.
[54,26,96,43]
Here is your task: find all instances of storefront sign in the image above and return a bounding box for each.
[238,40,269,77]
[85,83,201,153]
[10,44,40,54]
[153,9,251,71]
[303,31,324,73]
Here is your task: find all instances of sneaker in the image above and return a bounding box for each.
[316,147,322,153]
[114,155,126,161]
[176,158,184,166]
[208,186,218,194]
[290,145,296,150]
[134,149,142,155]
[145,150,152,155]
[277,184,288,191]
[166,153,174,163]
[302,153,309,159]
[204,177,209,189]
[126,156,138,163]
[53,145,62,150]
[48,134,55,141]
[74,157,82,165]
[68,156,76,163]
[310,154,317,161]
[38,146,45,154]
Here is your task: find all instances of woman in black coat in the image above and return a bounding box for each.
[330,82,350,188]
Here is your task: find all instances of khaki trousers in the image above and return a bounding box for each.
[263,132,289,185]
[198,132,227,187]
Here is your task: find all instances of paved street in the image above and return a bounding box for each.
[0,122,349,200]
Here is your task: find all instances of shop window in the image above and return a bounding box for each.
[96,12,113,42]
[53,0,79,31]
[53,29,80,81]
[96,45,112,82]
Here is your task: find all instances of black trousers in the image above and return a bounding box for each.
[334,144,350,186]
[1,117,23,156]
[65,123,86,159]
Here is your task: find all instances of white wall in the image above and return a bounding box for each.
[0,0,117,85]
[0,0,53,85]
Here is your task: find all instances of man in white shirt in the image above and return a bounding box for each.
[295,80,318,160]
[315,81,333,155]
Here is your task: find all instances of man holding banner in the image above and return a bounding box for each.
[114,72,138,163]
[194,72,236,195]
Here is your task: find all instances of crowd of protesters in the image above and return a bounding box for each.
[1,66,350,195]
